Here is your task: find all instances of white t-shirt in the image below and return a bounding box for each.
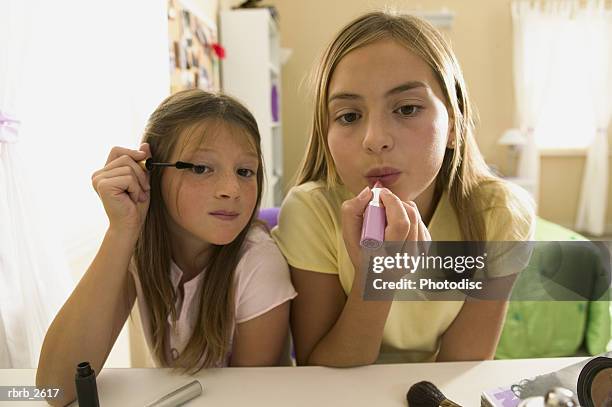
[130,225,297,367]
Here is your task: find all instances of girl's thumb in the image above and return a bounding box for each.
[357,186,370,200]
[140,142,151,157]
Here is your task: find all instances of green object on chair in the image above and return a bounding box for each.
[495,217,611,359]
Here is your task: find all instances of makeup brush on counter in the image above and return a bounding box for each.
[407,381,462,407]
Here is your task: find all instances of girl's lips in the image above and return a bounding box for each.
[366,172,401,187]
[209,212,240,221]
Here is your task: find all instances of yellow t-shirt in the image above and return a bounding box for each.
[271,180,535,363]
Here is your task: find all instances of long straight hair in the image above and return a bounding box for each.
[133,89,264,371]
[295,11,523,241]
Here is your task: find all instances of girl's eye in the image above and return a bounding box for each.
[336,112,361,125]
[237,168,255,177]
[395,105,421,116]
[191,165,211,175]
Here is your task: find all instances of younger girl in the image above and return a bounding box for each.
[37,89,296,405]
[272,11,535,366]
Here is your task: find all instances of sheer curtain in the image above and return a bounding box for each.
[0,0,72,369]
[511,0,574,205]
[512,0,611,232]
[575,2,612,236]
[0,0,169,367]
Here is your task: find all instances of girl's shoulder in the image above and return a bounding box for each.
[474,178,535,213]
[241,223,278,253]
[292,180,327,193]
[290,180,339,198]
[473,178,537,241]
[239,223,291,268]
[233,223,296,323]
[284,180,351,213]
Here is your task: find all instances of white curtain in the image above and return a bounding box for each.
[0,0,169,367]
[512,0,612,233]
[574,3,612,236]
[0,131,75,368]
[511,1,575,205]
[0,0,71,369]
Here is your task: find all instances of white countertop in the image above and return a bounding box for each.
[0,357,585,406]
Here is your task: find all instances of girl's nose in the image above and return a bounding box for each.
[362,116,394,154]
[215,173,240,199]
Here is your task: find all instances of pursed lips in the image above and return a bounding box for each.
[365,166,400,177]
[365,167,401,187]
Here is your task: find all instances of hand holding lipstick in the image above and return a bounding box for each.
[360,186,386,249]
[341,183,431,280]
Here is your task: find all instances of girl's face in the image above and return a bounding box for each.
[327,38,454,203]
[162,121,259,252]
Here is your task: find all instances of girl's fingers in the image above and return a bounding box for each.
[340,186,372,269]
[93,155,150,193]
[139,142,151,157]
[410,202,431,255]
[403,201,419,241]
[92,166,142,196]
[91,166,131,185]
[421,217,431,241]
[411,202,431,242]
[105,146,147,166]
[379,189,410,242]
[341,187,372,222]
[94,173,146,204]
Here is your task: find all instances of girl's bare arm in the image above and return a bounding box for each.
[36,229,138,406]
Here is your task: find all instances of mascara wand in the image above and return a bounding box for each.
[138,158,196,171]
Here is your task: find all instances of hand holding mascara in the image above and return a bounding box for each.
[92,144,151,234]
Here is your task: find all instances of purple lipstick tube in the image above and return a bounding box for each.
[360,187,386,249]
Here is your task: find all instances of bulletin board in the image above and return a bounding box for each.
[168,0,221,93]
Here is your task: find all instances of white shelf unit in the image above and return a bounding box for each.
[220,9,283,208]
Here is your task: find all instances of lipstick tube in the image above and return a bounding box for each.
[360,187,386,249]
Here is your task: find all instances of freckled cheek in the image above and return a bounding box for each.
[173,185,210,218]
[242,181,258,208]
[328,133,360,180]
[161,179,179,217]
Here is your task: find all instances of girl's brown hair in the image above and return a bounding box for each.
[295,11,526,241]
[133,89,264,371]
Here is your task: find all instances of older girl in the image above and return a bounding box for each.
[272,11,534,366]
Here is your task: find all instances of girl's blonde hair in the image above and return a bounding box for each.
[134,89,264,371]
[295,11,509,241]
